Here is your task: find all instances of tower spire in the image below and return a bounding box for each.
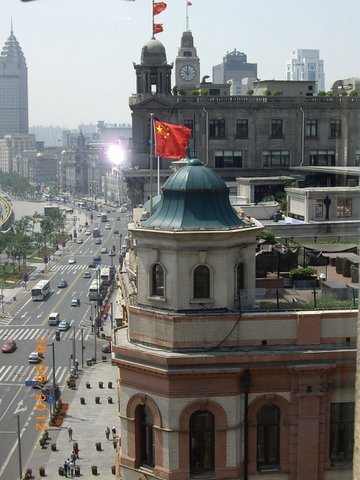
[11,17,13,34]
[185,0,192,31]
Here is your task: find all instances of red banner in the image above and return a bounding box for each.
[154,120,192,159]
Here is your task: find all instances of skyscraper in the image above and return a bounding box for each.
[286,49,325,92]
[0,27,28,139]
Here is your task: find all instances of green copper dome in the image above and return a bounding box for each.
[142,159,247,230]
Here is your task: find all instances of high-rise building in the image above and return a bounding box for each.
[286,49,325,92]
[212,48,257,87]
[0,27,28,139]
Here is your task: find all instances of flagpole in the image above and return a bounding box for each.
[152,0,155,38]
[157,157,160,195]
[186,0,189,31]
[150,113,154,215]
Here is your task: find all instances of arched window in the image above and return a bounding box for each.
[193,265,210,299]
[151,263,164,297]
[257,404,280,470]
[235,262,245,309]
[189,410,214,474]
[138,405,155,467]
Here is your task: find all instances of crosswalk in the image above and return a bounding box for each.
[0,363,68,385]
[51,264,90,273]
[0,326,92,342]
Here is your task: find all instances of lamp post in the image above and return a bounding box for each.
[46,342,57,415]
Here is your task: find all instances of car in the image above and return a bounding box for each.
[83,271,91,279]
[95,238,102,245]
[93,256,101,263]
[120,206,127,213]
[116,216,121,220]
[58,320,71,331]
[28,351,44,363]
[105,223,111,230]
[2,339,16,353]
[70,298,80,307]
[85,229,91,235]
[109,250,115,256]
[77,238,83,244]
[58,279,68,288]
[88,262,96,269]
[101,343,111,353]
[97,212,102,217]
[68,257,76,264]
[101,247,108,254]
[114,229,119,234]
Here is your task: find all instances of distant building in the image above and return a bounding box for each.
[0,133,35,173]
[213,49,257,88]
[286,49,325,92]
[0,27,28,138]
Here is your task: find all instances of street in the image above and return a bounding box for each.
[0,200,128,480]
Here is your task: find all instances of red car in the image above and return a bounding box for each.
[2,339,17,353]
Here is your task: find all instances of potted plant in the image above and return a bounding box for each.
[91,465,98,475]
[289,266,318,289]
[39,466,46,477]
[95,441,102,451]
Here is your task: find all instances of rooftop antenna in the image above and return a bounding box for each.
[11,17,13,34]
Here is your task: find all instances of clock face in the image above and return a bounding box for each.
[179,64,196,82]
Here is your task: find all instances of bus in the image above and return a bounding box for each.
[31,280,51,301]
[92,226,101,237]
[100,267,111,286]
[101,213,108,222]
[88,280,99,301]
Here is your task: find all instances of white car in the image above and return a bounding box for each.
[85,229,91,235]
[105,223,111,230]
[28,352,44,364]
[68,257,76,264]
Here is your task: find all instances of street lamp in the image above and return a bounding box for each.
[46,342,57,415]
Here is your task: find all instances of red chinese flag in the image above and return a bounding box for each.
[153,2,167,15]
[154,120,192,159]
[187,2,192,5]
[153,23,164,34]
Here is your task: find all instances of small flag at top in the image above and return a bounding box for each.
[153,2,167,15]
[153,23,164,35]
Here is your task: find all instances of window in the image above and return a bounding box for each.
[336,198,352,218]
[330,402,354,465]
[193,265,210,299]
[209,119,225,138]
[262,150,290,167]
[151,263,164,297]
[271,119,283,138]
[139,405,155,467]
[305,119,317,138]
[235,263,245,310]
[330,119,341,138]
[189,411,215,474]
[236,119,248,138]
[257,405,280,470]
[309,150,335,166]
[215,150,242,168]
[315,199,324,217]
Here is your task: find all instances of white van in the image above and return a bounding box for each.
[48,312,60,326]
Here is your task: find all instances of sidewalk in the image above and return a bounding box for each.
[24,304,121,479]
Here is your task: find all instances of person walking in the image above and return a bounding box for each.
[68,460,74,478]
[71,450,77,465]
[63,459,69,478]
[105,426,110,440]
[73,443,79,459]
[112,426,116,439]
[68,426,73,441]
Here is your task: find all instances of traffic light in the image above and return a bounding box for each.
[55,331,60,341]
[70,354,73,360]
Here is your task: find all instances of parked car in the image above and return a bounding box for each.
[95,238,102,245]
[28,351,44,363]
[58,320,71,331]
[2,339,16,353]
[68,257,76,264]
[70,298,80,307]
[101,247,108,254]
[83,271,91,279]
[57,279,68,288]
[77,238,83,244]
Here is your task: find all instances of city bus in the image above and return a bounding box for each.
[88,280,99,301]
[101,213,108,223]
[31,279,51,301]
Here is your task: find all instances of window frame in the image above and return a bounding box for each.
[329,119,342,139]
[209,119,226,139]
[214,150,242,168]
[150,263,165,299]
[330,402,354,466]
[262,150,290,168]
[189,410,215,475]
[305,119,318,138]
[270,119,283,139]
[336,198,352,218]
[193,265,211,300]
[235,118,249,139]
[257,404,280,471]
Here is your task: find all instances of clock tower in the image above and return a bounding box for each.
[175,30,200,89]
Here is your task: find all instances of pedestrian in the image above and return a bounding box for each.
[105,426,110,440]
[63,459,69,478]
[112,426,116,439]
[68,460,74,478]
[68,426,73,441]
[71,450,77,465]
[73,443,79,459]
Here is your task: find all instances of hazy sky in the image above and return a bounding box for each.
[1,0,359,129]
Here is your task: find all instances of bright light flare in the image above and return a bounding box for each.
[107,144,124,165]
